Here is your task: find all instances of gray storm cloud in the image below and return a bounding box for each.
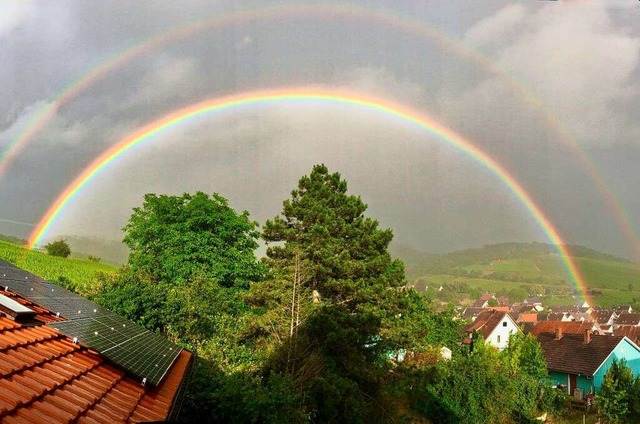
[1,1,639,260]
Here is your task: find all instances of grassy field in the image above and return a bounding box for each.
[0,240,116,295]
[407,248,640,308]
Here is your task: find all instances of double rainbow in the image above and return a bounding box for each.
[26,88,590,302]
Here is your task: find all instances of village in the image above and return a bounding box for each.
[461,292,640,404]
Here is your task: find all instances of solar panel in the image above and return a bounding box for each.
[0,265,46,283]
[51,315,182,386]
[1,262,182,386]
[2,278,114,320]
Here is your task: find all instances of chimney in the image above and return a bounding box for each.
[555,327,563,340]
[584,329,591,344]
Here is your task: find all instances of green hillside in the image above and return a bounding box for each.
[0,240,116,296]
[398,242,640,308]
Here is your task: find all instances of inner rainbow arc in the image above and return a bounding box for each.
[27,88,590,303]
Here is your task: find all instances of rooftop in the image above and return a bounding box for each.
[464,309,510,340]
[0,263,192,423]
[536,332,625,376]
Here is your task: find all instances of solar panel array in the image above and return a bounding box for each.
[0,262,182,386]
[51,315,181,386]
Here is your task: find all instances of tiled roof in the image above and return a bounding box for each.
[517,313,538,323]
[461,307,484,320]
[530,321,600,337]
[464,309,509,340]
[0,287,192,423]
[536,332,624,376]
[616,313,640,326]
[546,312,568,322]
[592,310,615,324]
[613,326,640,343]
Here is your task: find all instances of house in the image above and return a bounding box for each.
[472,293,496,308]
[615,313,640,328]
[0,261,192,422]
[571,312,595,323]
[546,312,574,322]
[463,309,520,350]
[461,307,485,322]
[592,310,617,327]
[516,312,538,325]
[523,296,543,306]
[574,300,593,314]
[614,305,633,314]
[530,321,602,337]
[536,329,640,398]
[614,326,640,345]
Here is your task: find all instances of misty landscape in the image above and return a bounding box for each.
[2,1,640,423]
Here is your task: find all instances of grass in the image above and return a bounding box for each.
[0,240,116,295]
[412,252,640,308]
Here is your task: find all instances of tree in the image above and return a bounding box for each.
[123,192,263,288]
[249,164,409,421]
[598,359,637,424]
[45,239,71,258]
[97,192,264,351]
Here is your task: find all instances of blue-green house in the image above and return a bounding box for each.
[536,330,640,399]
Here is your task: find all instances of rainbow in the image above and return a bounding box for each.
[4,3,639,261]
[26,88,590,303]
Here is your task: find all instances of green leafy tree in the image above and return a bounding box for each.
[598,359,636,424]
[96,192,264,352]
[44,239,71,258]
[422,341,516,424]
[123,192,263,288]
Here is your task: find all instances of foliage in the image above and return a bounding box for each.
[597,359,640,424]
[123,191,263,288]
[415,333,557,424]
[44,239,71,258]
[246,164,411,421]
[97,191,264,352]
[181,359,306,423]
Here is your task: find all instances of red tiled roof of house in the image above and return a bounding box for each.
[0,288,192,423]
[530,321,600,337]
[464,309,508,340]
[536,332,625,376]
[517,313,538,323]
[613,326,640,343]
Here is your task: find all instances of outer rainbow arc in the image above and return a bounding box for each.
[26,88,590,304]
[5,4,638,262]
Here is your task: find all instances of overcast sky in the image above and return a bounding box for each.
[2,0,640,260]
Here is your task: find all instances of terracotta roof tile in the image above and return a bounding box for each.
[0,287,192,422]
[531,321,601,337]
[536,332,624,376]
[463,309,511,339]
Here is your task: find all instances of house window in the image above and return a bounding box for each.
[497,335,501,343]
[503,321,507,327]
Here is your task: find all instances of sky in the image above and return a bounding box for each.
[1,0,640,260]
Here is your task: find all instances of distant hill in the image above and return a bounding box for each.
[392,242,640,309]
[397,242,630,280]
